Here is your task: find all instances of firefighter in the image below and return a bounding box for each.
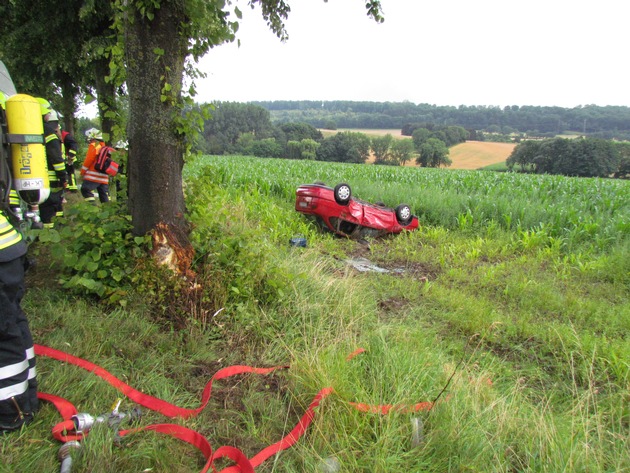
[36,101,67,228]
[61,124,78,193]
[0,97,38,433]
[80,129,110,203]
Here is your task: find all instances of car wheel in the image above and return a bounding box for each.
[334,183,352,205]
[395,204,412,225]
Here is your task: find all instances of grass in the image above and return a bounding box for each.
[1,156,628,472]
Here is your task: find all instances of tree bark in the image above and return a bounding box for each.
[59,75,78,135]
[92,57,117,143]
[124,3,189,239]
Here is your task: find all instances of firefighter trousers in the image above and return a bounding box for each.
[0,255,37,431]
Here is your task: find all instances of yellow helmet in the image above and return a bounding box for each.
[36,97,52,115]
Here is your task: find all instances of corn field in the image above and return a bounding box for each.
[185,155,630,253]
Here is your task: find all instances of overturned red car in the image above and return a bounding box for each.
[295,182,419,238]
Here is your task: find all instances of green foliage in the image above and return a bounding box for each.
[390,138,415,166]
[416,137,451,168]
[410,125,468,148]
[316,131,371,163]
[279,122,323,142]
[613,142,630,178]
[286,138,320,160]
[250,137,283,158]
[197,114,324,159]
[260,101,630,140]
[199,102,276,155]
[36,202,150,305]
[371,134,394,164]
[507,137,621,177]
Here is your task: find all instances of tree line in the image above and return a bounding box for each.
[507,138,630,178]
[195,102,469,168]
[198,102,630,178]
[252,101,630,140]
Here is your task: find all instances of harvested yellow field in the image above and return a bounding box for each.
[449,141,516,169]
[320,129,516,170]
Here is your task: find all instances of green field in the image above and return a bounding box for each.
[3,155,629,472]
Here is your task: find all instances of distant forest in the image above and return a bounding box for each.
[252,101,630,140]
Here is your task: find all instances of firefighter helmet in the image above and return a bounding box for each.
[36,97,52,115]
[85,128,102,141]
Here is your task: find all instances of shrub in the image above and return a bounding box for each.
[36,201,150,306]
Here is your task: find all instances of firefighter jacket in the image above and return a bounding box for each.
[43,121,67,192]
[61,130,78,164]
[80,141,109,185]
[0,211,26,263]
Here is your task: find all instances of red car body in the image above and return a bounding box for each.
[295,183,419,238]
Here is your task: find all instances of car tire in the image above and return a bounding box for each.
[334,183,352,205]
[395,204,412,225]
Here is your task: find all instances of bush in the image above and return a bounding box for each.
[36,201,150,306]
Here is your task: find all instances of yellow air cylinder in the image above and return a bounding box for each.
[5,94,50,204]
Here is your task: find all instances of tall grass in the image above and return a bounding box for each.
[185,155,630,253]
[2,155,627,472]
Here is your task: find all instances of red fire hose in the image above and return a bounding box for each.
[35,344,434,472]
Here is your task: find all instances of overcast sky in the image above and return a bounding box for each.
[195,0,628,108]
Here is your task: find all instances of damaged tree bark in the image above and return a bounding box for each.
[124,5,191,275]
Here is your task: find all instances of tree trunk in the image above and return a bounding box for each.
[92,57,117,143]
[124,3,189,243]
[59,75,78,135]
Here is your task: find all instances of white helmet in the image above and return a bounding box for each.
[48,110,59,122]
[114,140,128,150]
[85,128,103,141]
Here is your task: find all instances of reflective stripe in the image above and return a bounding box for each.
[0,232,22,250]
[0,217,22,250]
[83,170,109,184]
[25,347,34,359]
[0,359,28,380]
[28,367,37,380]
[0,380,28,401]
[9,190,20,206]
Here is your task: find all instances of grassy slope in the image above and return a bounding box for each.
[2,158,628,472]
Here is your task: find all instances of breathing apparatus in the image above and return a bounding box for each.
[0,61,49,230]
